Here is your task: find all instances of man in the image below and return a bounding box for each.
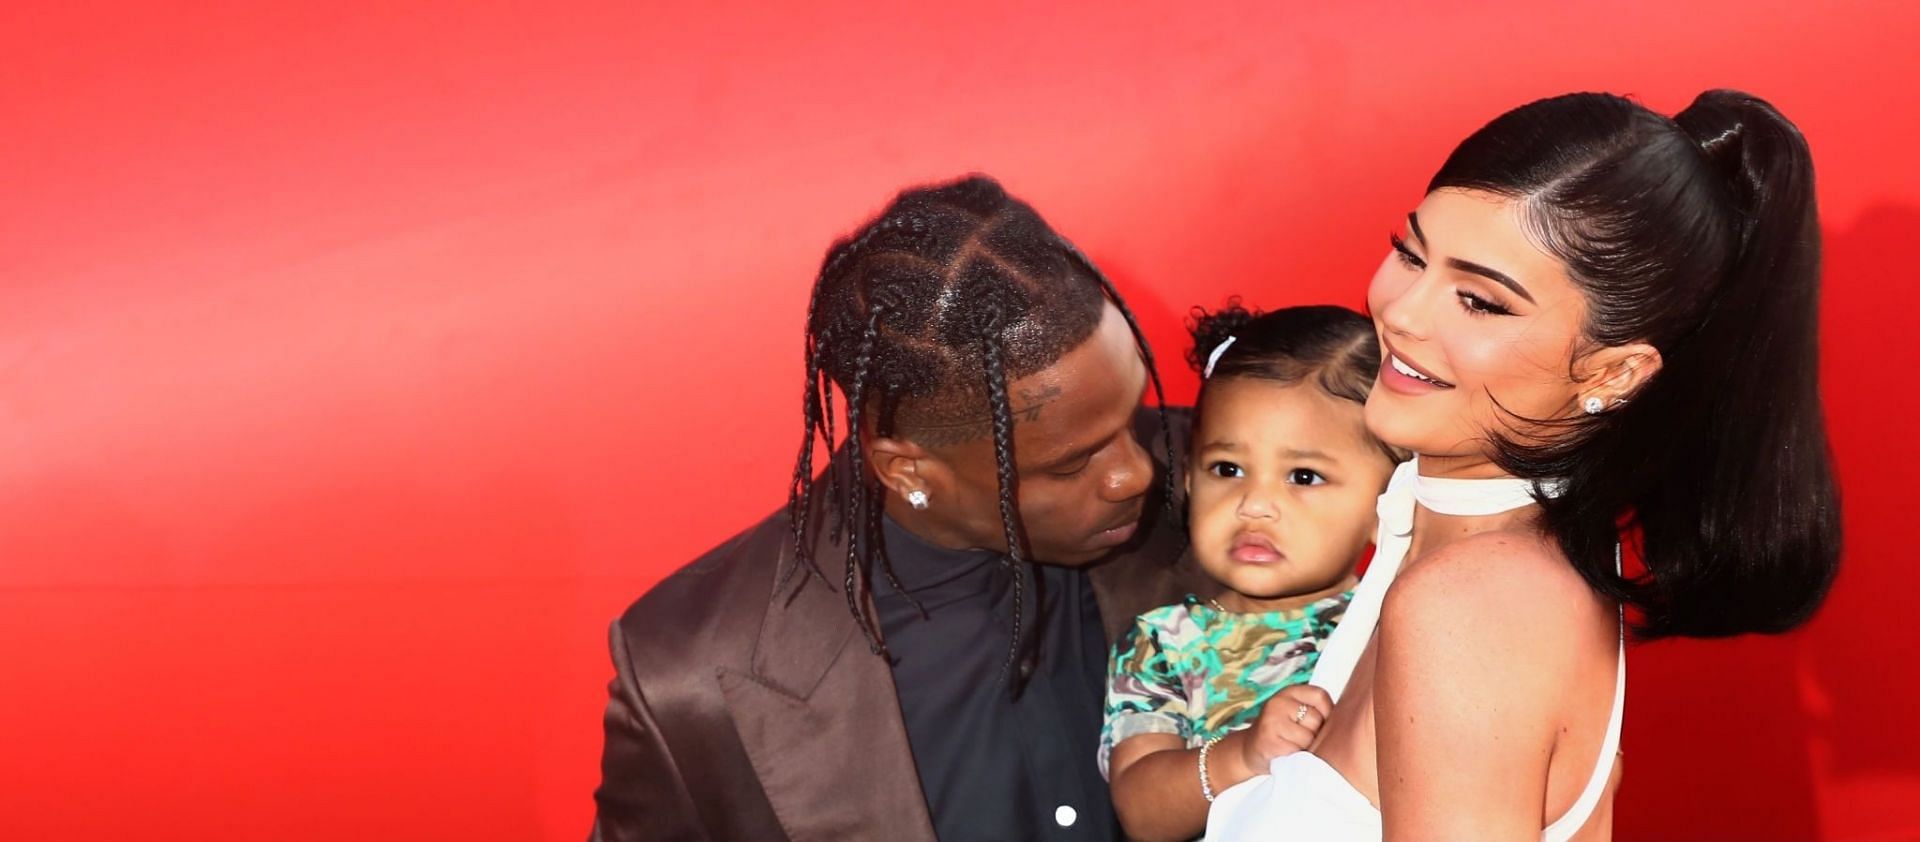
[591,176,1212,841]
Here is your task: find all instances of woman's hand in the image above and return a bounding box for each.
[1237,683,1334,774]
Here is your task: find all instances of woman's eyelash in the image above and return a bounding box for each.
[1388,233,1425,269]
[1388,231,1514,316]
[1458,291,1514,317]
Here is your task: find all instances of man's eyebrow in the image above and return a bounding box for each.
[1409,211,1537,304]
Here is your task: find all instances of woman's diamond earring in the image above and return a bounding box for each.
[1583,396,1606,415]
[907,490,930,510]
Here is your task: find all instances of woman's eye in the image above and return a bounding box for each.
[1208,461,1244,479]
[1389,233,1425,270]
[1458,291,1514,317]
[1287,468,1326,486]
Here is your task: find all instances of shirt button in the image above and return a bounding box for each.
[1054,805,1077,827]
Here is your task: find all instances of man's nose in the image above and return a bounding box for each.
[1103,433,1153,502]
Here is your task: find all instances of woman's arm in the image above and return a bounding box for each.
[1374,534,1584,842]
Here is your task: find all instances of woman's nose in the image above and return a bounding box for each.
[1378,279,1432,342]
[1373,254,1448,344]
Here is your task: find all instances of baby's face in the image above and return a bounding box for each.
[1186,378,1396,611]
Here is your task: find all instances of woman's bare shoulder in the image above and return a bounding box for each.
[1391,529,1600,623]
[1380,529,1608,685]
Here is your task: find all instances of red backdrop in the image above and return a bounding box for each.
[5,3,1918,840]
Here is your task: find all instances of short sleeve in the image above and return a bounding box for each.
[1098,611,1195,780]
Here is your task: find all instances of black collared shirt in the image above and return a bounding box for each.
[873,516,1119,842]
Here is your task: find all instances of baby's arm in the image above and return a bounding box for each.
[1108,685,1332,842]
[1101,613,1335,841]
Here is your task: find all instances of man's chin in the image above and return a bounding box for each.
[1031,541,1128,568]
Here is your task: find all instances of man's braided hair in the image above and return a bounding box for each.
[784,175,1173,687]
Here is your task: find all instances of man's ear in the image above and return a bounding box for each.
[1576,341,1663,408]
[870,434,934,501]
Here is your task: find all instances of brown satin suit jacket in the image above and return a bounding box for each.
[590,408,1211,842]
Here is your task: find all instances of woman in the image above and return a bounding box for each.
[1205,90,1839,840]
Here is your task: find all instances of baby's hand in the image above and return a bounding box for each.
[1239,684,1334,773]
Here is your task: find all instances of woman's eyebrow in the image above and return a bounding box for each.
[1408,211,1537,304]
[1448,258,1536,303]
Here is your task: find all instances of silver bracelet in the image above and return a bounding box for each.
[1197,734,1226,802]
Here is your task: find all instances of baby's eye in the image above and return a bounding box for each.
[1286,468,1326,486]
[1208,461,1245,479]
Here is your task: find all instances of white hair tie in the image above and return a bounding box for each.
[1203,335,1238,379]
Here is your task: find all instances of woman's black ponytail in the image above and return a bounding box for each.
[1632,91,1839,635]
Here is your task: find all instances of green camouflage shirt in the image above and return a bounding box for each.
[1098,591,1352,779]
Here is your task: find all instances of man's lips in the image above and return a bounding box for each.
[1229,532,1283,564]
[1089,521,1139,548]
[1089,509,1145,548]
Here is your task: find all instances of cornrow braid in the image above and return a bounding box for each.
[819,362,840,535]
[840,301,891,656]
[783,217,887,588]
[849,265,928,622]
[780,285,833,593]
[977,313,1034,692]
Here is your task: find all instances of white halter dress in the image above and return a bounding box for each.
[1204,460,1624,841]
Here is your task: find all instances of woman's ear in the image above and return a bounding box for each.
[1577,341,1664,408]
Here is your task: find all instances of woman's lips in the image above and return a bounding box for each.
[1378,338,1454,395]
[1229,533,1283,564]
[1379,352,1455,395]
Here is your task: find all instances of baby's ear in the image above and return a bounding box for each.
[1182,452,1193,497]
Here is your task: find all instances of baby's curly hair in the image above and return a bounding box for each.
[1188,300,1380,404]
[1186,300,1400,462]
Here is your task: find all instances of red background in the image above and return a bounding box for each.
[4,3,1918,840]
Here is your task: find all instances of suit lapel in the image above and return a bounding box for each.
[717,501,937,842]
